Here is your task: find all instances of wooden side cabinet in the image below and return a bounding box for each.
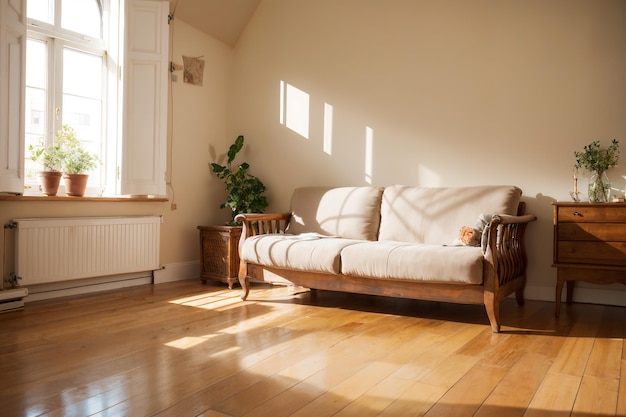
[198,225,242,288]
[552,202,626,317]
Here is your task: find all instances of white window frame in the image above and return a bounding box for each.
[0,0,168,197]
[24,2,108,196]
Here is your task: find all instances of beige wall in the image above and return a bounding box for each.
[0,20,234,285]
[3,1,625,306]
[228,0,626,305]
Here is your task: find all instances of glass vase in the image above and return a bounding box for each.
[588,171,611,203]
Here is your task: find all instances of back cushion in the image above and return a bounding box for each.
[286,186,384,240]
[378,185,522,244]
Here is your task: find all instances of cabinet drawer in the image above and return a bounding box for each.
[557,241,626,265]
[557,206,626,222]
[558,222,626,242]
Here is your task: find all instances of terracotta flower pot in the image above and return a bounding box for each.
[63,173,89,197]
[38,171,62,196]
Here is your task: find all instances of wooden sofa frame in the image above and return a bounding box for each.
[235,204,536,333]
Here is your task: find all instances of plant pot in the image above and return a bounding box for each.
[63,173,89,197]
[38,171,62,196]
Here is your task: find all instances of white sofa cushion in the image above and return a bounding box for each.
[240,233,362,274]
[378,185,522,245]
[340,241,484,284]
[285,186,384,241]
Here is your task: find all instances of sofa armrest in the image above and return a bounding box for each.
[234,212,292,238]
[494,213,537,225]
[484,213,537,289]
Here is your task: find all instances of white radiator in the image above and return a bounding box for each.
[14,216,162,285]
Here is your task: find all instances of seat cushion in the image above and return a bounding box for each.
[340,241,484,284]
[378,185,522,245]
[241,234,362,274]
[285,186,384,240]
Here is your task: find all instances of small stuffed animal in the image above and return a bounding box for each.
[455,226,481,246]
[451,214,496,248]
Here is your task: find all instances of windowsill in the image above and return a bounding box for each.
[0,194,168,202]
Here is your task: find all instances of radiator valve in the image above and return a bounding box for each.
[5,273,21,288]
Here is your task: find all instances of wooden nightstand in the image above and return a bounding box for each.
[197,225,242,288]
[552,202,626,317]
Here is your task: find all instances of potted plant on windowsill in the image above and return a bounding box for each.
[210,135,268,225]
[28,141,64,196]
[57,125,100,197]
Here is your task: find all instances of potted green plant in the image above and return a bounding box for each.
[28,140,64,196]
[574,139,620,202]
[210,135,268,225]
[56,125,100,197]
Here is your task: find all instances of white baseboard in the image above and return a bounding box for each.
[18,261,200,303]
[524,283,626,308]
[25,273,153,302]
[0,299,26,312]
[153,261,201,284]
[0,287,28,301]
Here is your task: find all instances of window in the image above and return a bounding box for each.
[0,0,169,197]
[25,0,107,195]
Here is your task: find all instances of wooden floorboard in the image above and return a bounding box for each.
[0,280,624,417]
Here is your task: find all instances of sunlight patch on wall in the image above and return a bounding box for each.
[323,103,333,155]
[365,126,373,184]
[419,164,443,186]
[279,80,310,139]
[279,80,285,125]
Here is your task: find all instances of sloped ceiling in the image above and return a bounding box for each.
[168,0,260,47]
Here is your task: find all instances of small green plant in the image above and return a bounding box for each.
[210,135,268,225]
[28,141,63,171]
[29,125,100,174]
[56,125,100,174]
[574,139,620,174]
[574,139,620,203]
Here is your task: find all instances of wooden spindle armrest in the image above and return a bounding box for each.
[234,212,292,237]
[484,213,536,289]
[491,213,537,225]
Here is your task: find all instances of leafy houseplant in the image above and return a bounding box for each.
[56,125,100,197]
[28,139,64,196]
[210,135,268,225]
[56,125,100,174]
[574,139,620,202]
[28,142,63,172]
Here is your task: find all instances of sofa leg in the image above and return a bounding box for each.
[485,306,501,333]
[238,263,250,300]
[515,288,525,306]
[239,276,250,300]
[484,294,501,333]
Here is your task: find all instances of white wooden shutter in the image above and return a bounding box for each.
[120,0,168,196]
[0,0,26,194]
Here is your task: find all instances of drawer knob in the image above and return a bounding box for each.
[572,211,583,217]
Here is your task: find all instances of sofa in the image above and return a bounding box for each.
[234,185,536,332]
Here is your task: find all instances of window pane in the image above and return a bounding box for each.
[26,39,47,89]
[61,0,102,39]
[63,48,102,98]
[27,0,54,24]
[63,48,103,179]
[62,95,102,152]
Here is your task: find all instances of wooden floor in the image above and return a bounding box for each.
[0,280,625,417]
